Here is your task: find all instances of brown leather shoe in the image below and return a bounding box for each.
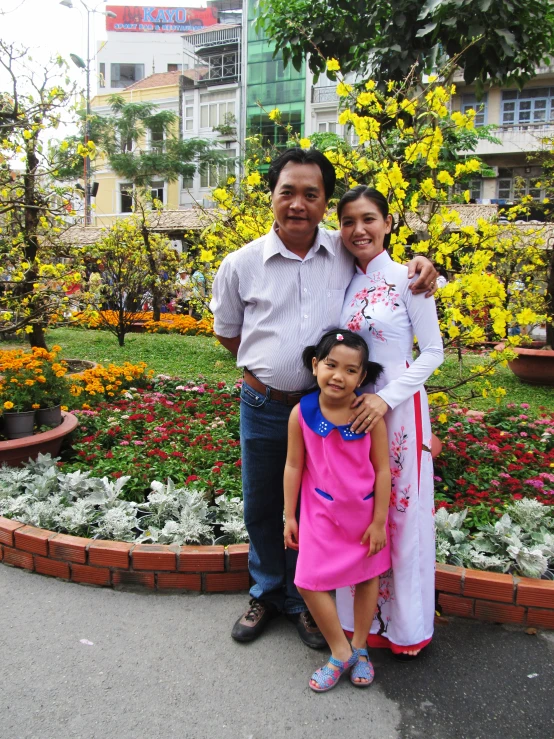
[231,599,279,643]
[289,610,328,649]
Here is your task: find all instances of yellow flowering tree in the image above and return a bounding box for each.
[0,42,84,349]
[188,65,549,404]
[74,215,180,347]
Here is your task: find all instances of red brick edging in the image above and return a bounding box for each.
[1,517,553,628]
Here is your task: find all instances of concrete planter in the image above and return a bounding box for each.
[496,342,554,386]
[0,411,79,467]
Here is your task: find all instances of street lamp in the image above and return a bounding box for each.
[60,0,117,226]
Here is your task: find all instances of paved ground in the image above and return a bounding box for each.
[1,565,553,739]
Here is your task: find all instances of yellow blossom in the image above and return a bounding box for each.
[326,58,340,71]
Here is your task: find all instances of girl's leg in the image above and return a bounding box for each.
[351,578,379,685]
[297,587,353,688]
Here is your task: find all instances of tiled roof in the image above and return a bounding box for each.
[62,209,217,246]
[183,23,241,38]
[405,204,499,232]
[125,69,203,91]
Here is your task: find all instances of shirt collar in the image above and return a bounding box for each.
[263,224,336,264]
[300,390,365,441]
[356,249,391,274]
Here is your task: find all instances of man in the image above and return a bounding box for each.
[210,148,437,648]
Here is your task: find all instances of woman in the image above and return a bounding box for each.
[336,186,444,658]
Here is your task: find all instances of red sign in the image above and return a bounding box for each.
[106,6,218,33]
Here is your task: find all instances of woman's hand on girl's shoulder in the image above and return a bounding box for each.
[349,393,389,433]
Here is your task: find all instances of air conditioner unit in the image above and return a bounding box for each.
[482,166,499,178]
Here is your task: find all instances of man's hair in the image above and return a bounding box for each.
[268,148,336,201]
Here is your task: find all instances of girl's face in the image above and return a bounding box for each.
[340,197,392,271]
[312,344,366,401]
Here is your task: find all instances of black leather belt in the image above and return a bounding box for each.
[243,370,309,407]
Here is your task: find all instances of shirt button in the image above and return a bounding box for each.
[303,288,307,292]
[304,314,308,319]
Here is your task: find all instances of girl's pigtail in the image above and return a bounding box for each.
[364,361,384,384]
[302,345,317,370]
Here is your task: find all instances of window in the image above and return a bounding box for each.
[200,150,235,189]
[182,172,194,189]
[317,121,337,133]
[456,179,482,201]
[501,88,552,126]
[150,181,164,205]
[120,184,133,213]
[99,63,105,89]
[462,93,487,126]
[149,121,164,150]
[496,169,544,200]
[200,91,236,130]
[167,63,182,72]
[184,95,194,132]
[110,63,145,89]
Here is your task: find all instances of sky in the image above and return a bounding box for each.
[1,0,209,146]
[1,0,208,89]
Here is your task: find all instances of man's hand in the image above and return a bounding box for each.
[284,518,299,550]
[407,256,438,297]
[348,393,389,433]
[215,334,240,357]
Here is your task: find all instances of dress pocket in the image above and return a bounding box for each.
[315,487,334,501]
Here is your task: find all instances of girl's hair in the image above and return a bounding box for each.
[337,186,393,249]
[302,329,383,385]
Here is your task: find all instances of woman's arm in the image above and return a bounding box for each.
[361,419,391,556]
[376,281,444,411]
[283,405,305,551]
[349,282,443,432]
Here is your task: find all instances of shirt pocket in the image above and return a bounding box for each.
[322,288,346,330]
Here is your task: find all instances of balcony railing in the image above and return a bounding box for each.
[312,86,338,103]
[471,123,554,156]
[196,52,239,83]
[188,25,241,50]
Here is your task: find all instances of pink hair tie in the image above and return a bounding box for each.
[336,333,344,341]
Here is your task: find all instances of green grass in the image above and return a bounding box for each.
[3,329,551,411]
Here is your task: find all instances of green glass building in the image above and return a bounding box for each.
[246,0,306,143]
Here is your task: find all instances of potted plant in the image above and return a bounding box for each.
[0,346,70,438]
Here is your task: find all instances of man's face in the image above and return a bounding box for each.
[271,162,328,246]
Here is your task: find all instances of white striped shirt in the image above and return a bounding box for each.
[210,225,355,392]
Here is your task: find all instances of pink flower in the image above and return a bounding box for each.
[520,403,530,409]
[120,441,129,446]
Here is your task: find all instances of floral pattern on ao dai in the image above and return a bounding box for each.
[337,249,444,651]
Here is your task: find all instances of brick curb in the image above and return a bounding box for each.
[1,517,553,628]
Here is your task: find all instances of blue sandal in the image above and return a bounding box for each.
[309,651,358,693]
[350,647,375,687]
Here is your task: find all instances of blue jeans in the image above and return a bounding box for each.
[240,381,305,614]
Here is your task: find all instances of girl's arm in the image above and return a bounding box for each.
[361,418,391,556]
[283,404,305,551]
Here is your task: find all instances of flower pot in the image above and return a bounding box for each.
[3,410,36,439]
[36,405,62,428]
[495,342,554,386]
[0,411,79,466]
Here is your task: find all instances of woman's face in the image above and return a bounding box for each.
[340,197,392,270]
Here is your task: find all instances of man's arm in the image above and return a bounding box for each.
[406,255,438,296]
[215,334,240,358]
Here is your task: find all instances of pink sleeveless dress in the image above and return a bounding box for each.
[294,391,391,592]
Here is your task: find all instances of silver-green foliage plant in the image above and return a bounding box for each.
[435,499,554,578]
[0,455,248,545]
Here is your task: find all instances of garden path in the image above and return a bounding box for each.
[1,566,553,739]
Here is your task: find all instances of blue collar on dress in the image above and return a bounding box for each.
[300,390,365,441]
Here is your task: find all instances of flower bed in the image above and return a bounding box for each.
[72,311,213,336]
[0,379,553,578]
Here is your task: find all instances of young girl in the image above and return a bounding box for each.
[284,329,391,693]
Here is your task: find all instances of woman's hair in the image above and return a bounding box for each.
[337,186,393,249]
[302,328,383,385]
